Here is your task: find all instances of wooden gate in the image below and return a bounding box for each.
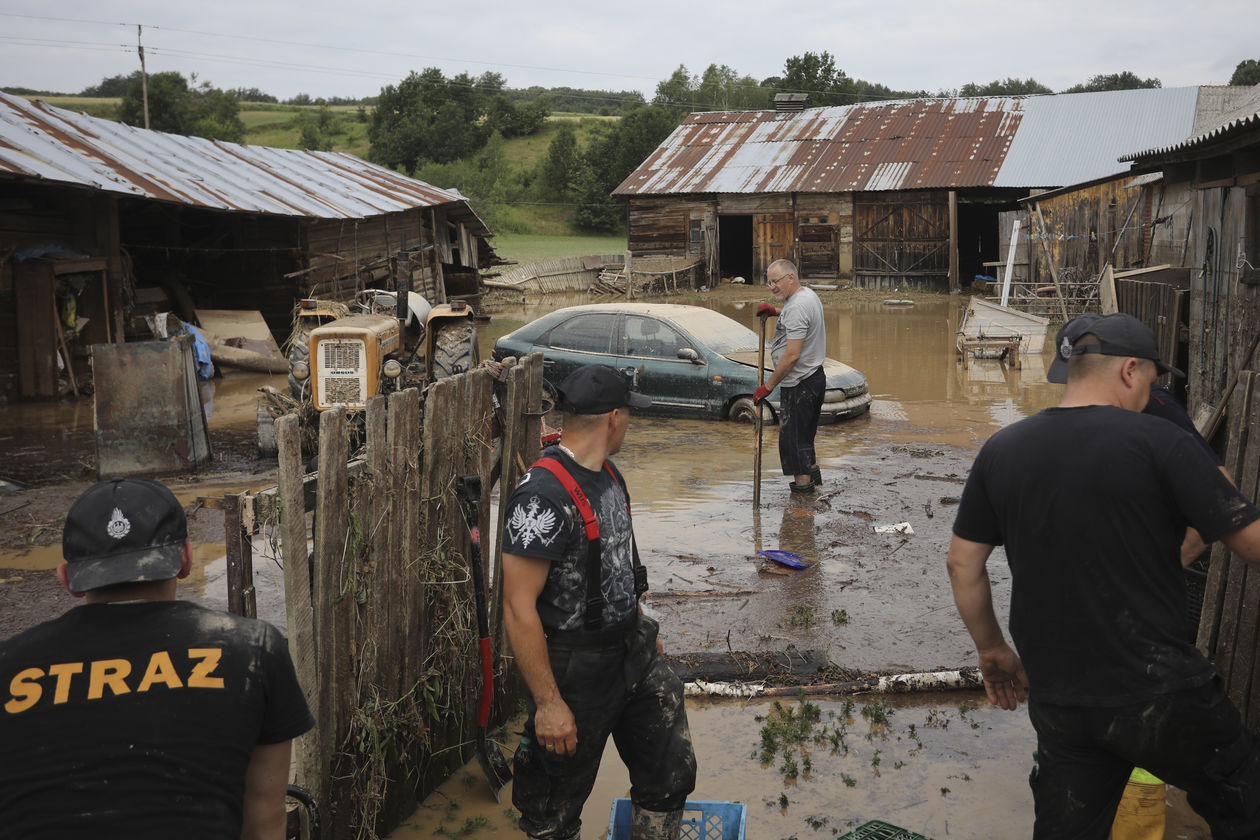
[854,193,949,288]
[752,213,794,278]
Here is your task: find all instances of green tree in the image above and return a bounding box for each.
[1061,72,1161,93]
[232,87,277,103]
[781,51,853,106]
[653,65,697,115]
[573,163,621,232]
[1230,59,1260,86]
[117,72,244,142]
[540,122,580,199]
[958,77,1052,97]
[81,72,139,98]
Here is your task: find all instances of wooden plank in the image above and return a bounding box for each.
[1033,204,1070,321]
[363,394,389,699]
[492,363,525,659]
[224,493,252,618]
[1233,381,1260,725]
[275,414,322,811]
[1214,373,1255,701]
[313,407,348,832]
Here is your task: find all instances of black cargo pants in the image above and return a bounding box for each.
[777,366,825,476]
[512,615,696,840]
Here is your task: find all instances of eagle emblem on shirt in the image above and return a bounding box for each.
[506,497,557,549]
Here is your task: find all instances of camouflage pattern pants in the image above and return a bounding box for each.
[512,615,696,840]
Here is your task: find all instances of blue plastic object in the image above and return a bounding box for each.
[757,549,812,569]
[607,798,747,840]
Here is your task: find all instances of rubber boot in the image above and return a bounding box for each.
[630,804,684,840]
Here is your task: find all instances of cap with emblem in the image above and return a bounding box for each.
[557,364,652,414]
[1046,313,1185,384]
[62,478,187,592]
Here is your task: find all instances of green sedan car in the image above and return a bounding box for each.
[491,302,871,423]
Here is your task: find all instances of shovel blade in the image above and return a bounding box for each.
[477,730,513,801]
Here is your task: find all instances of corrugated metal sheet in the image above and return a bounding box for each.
[615,87,1205,196]
[0,92,489,230]
[1123,89,1260,162]
[994,87,1199,187]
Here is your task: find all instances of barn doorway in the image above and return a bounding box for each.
[957,199,1012,288]
[718,215,753,282]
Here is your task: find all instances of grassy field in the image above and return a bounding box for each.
[490,233,626,263]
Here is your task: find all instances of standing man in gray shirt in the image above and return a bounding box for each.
[754,258,827,494]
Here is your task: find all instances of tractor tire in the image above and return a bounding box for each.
[431,321,480,380]
[257,403,278,457]
[288,333,310,401]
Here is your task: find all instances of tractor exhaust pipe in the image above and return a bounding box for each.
[394,249,411,332]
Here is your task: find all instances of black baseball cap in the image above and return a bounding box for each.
[62,478,187,592]
[1046,313,1185,384]
[557,365,652,414]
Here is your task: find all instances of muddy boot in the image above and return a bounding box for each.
[630,804,684,840]
[810,464,822,486]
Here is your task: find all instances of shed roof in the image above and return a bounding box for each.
[615,87,1206,196]
[1122,85,1260,163]
[0,92,489,233]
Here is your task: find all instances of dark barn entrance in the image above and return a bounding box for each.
[718,215,753,282]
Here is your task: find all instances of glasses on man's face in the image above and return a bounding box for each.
[766,273,783,286]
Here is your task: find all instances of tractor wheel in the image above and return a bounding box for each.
[256,403,278,457]
[431,321,480,380]
[287,332,310,401]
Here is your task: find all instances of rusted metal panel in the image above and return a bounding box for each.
[616,88,1210,198]
[0,93,490,231]
[93,334,211,477]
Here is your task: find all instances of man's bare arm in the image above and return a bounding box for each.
[946,535,1028,710]
[503,551,578,756]
[240,740,292,840]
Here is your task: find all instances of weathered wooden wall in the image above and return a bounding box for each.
[1196,369,1260,733]
[223,354,544,839]
[302,210,445,305]
[854,191,950,290]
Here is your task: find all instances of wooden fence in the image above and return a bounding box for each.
[1197,368,1260,731]
[221,354,544,838]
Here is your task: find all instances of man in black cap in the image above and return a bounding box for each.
[0,478,314,839]
[502,364,695,840]
[948,313,1260,838]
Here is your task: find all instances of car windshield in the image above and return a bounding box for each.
[667,308,759,354]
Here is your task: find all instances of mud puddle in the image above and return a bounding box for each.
[389,689,1208,839]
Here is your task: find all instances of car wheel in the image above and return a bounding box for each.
[431,321,480,380]
[729,397,758,423]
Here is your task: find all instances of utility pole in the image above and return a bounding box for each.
[137,25,150,129]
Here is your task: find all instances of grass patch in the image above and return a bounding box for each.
[489,232,626,263]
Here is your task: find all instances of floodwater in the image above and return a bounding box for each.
[0,289,1210,838]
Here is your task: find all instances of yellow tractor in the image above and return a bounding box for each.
[257,288,480,455]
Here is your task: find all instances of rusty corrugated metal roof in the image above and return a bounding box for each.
[614,88,1207,196]
[0,92,489,232]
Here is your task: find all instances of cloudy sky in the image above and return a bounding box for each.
[1,0,1257,103]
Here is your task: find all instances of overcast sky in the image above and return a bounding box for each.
[2,1,1257,104]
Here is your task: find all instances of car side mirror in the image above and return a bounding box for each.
[677,347,703,364]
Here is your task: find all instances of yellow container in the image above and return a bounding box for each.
[1109,778,1165,840]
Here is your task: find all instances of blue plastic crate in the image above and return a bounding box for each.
[607,798,747,840]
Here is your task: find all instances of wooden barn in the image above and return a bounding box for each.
[613,86,1247,291]
[0,92,491,402]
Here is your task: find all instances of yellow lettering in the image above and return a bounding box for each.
[87,659,132,700]
[5,667,45,714]
[187,648,224,689]
[48,662,84,704]
[137,651,183,692]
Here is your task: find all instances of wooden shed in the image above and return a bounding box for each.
[614,87,1239,291]
[0,93,492,402]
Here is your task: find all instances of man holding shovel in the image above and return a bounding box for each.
[503,364,696,840]
[754,258,827,494]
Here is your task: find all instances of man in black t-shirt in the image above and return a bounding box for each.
[503,365,696,840]
[0,478,314,840]
[948,313,1260,839]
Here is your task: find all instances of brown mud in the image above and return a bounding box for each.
[0,286,1210,837]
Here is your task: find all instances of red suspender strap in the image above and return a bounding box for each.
[534,458,600,541]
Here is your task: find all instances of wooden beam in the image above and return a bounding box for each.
[948,191,959,293]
